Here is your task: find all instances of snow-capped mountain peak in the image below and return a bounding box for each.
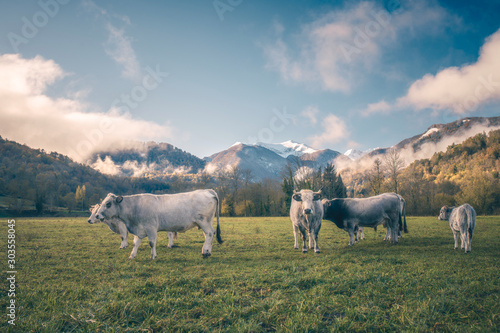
[344,149,366,160]
[255,140,318,158]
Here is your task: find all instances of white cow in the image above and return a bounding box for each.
[88,204,178,249]
[438,204,476,253]
[290,190,323,253]
[95,189,222,259]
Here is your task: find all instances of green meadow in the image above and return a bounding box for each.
[1,216,499,332]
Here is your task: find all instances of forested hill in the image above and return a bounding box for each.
[399,129,500,215]
[0,136,170,215]
[88,141,206,177]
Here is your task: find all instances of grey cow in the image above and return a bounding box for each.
[438,204,476,253]
[290,189,323,253]
[94,189,222,259]
[88,204,178,250]
[323,193,404,246]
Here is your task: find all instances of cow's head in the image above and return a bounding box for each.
[87,204,101,224]
[438,206,453,220]
[293,189,322,216]
[95,193,123,221]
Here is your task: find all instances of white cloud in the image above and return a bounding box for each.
[104,23,141,80]
[362,99,392,116]
[308,114,350,148]
[0,54,173,162]
[262,1,453,92]
[83,0,141,80]
[301,105,319,124]
[397,28,500,114]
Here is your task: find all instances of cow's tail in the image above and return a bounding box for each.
[214,191,223,244]
[402,199,408,233]
[466,204,476,241]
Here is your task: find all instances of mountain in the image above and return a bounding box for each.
[205,116,500,182]
[205,143,291,181]
[205,142,343,181]
[352,116,500,169]
[87,141,206,177]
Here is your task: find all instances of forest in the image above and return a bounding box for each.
[0,129,499,217]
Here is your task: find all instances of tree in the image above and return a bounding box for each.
[75,185,86,211]
[384,149,405,193]
[366,158,384,195]
[322,163,338,199]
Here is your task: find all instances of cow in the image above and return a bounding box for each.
[94,189,222,259]
[290,189,323,253]
[88,204,178,250]
[322,193,403,246]
[438,204,476,253]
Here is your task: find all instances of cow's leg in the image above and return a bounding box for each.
[299,228,308,253]
[293,225,300,249]
[309,232,314,249]
[384,226,390,241]
[360,227,365,240]
[199,220,215,258]
[167,232,175,248]
[467,230,472,253]
[143,229,158,260]
[452,230,459,249]
[119,224,129,249]
[347,229,355,246]
[391,221,399,244]
[312,229,320,253]
[354,225,359,243]
[129,236,142,259]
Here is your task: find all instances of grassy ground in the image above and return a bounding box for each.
[0,216,498,332]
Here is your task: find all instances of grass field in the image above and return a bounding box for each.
[1,216,499,332]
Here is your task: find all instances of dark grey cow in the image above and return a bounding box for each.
[94,189,222,259]
[290,190,323,253]
[323,193,403,246]
[88,204,178,250]
[438,204,476,253]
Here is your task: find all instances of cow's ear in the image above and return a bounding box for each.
[116,196,123,204]
[313,192,322,201]
[293,193,302,201]
[89,206,93,212]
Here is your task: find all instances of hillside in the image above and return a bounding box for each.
[0,137,171,215]
[398,129,500,215]
[88,141,206,177]
[351,129,500,215]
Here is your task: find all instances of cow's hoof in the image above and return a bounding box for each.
[294,246,299,250]
[315,250,320,254]
[202,253,211,259]
[302,250,308,253]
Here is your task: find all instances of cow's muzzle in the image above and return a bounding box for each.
[304,208,312,215]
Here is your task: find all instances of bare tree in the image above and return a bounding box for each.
[366,158,384,195]
[384,149,405,194]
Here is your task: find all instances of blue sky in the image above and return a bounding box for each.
[0,0,499,160]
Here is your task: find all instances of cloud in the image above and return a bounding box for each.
[104,23,141,80]
[301,105,319,124]
[82,0,141,80]
[262,1,453,92]
[308,114,350,148]
[0,54,173,162]
[397,28,500,114]
[362,99,392,116]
